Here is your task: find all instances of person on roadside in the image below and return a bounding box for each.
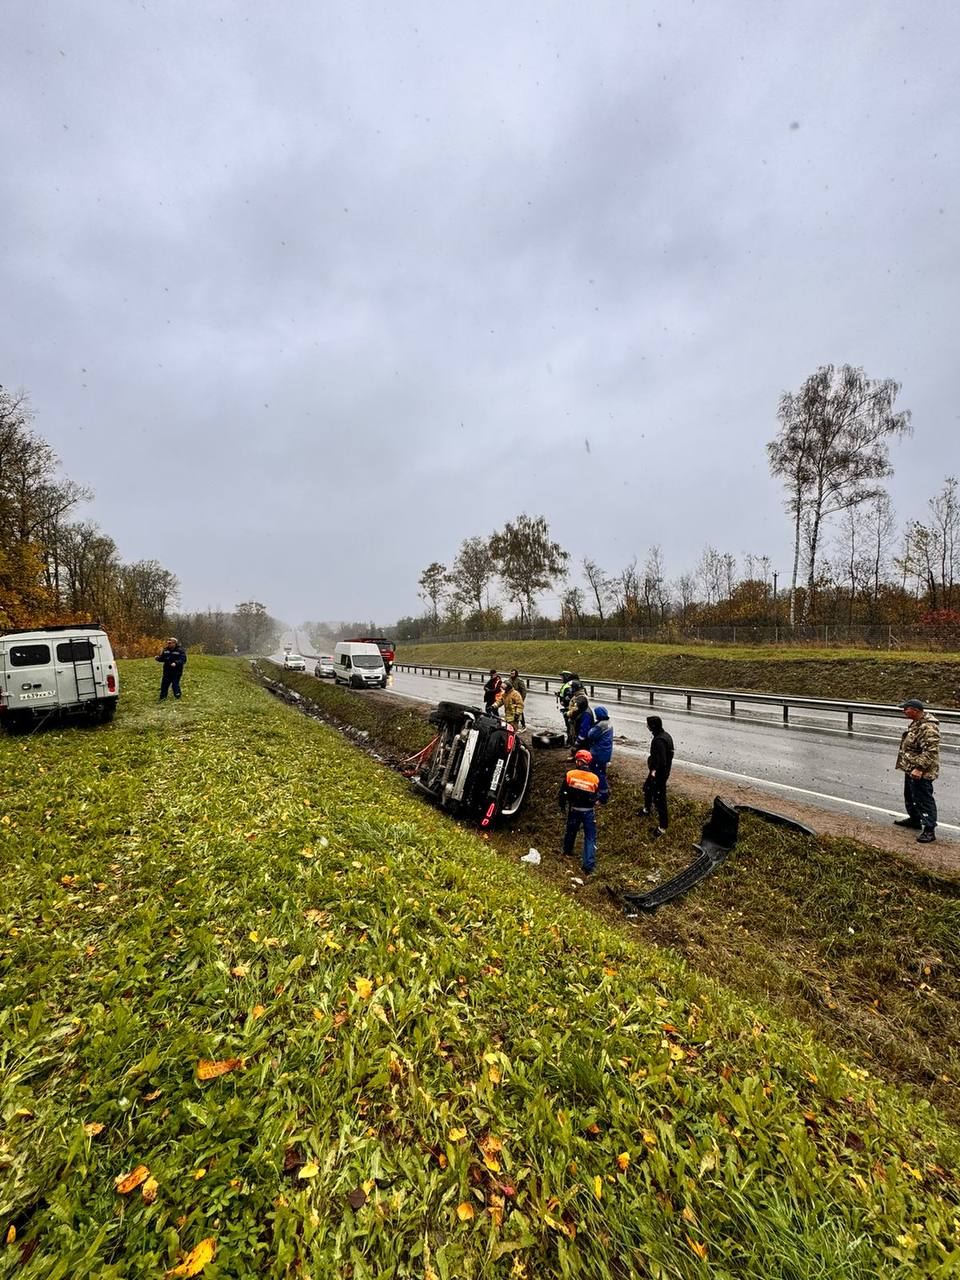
[558,748,600,875]
[156,636,187,701]
[894,698,940,843]
[496,678,525,729]
[641,715,674,838]
[578,705,613,803]
[568,692,595,750]
[483,669,502,712]
[508,670,527,727]
[557,671,577,734]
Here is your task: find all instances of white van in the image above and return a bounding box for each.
[333,640,387,689]
[0,625,120,732]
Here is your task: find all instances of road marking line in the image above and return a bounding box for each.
[388,680,958,833]
[668,757,960,832]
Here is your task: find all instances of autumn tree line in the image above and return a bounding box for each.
[0,386,281,655]
[408,366,959,643]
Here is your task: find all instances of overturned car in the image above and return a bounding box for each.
[412,701,532,827]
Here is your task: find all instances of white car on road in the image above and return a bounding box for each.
[314,654,335,678]
[282,653,306,672]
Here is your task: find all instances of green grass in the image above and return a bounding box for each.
[2,658,960,1278]
[398,641,960,707]
[267,665,960,1120]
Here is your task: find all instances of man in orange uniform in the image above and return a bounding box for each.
[558,748,600,874]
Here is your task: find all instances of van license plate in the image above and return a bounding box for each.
[20,690,55,700]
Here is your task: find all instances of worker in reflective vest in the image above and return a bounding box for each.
[558,748,600,874]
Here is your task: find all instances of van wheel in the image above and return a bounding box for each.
[4,713,32,736]
[99,701,117,724]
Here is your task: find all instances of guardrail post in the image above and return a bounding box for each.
[617,686,622,701]
[589,683,595,696]
[783,705,789,724]
[686,693,692,710]
[847,710,854,731]
[649,691,654,706]
[730,699,736,715]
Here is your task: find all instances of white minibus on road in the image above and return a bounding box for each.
[333,641,387,689]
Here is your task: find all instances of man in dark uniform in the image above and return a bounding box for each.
[483,669,502,711]
[641,715,674,837]
[559,748,601,874]
[156,637,187,701]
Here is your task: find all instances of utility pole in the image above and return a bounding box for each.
[772,571,779,638]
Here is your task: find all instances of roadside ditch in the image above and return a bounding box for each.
[253,660,960,1119]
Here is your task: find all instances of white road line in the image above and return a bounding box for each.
[386,680,958,834]
[669,757,960,832]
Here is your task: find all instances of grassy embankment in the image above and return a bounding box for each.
[270,665,960,1122]
[398,641,960,706]
[2,657,960,1279]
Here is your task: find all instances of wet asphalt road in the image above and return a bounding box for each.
[383,668,959,836]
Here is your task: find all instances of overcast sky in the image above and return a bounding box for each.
[2,1,958,624]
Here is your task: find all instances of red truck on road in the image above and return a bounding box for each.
[347,636,395,674]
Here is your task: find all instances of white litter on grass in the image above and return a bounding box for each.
[520,849,541,865]
[571,876,584,885]
[319,837,329,848]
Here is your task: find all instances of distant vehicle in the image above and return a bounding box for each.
[334,640,387,688]
[282,653,306,671]
[0,624,119,733]
[347,636,395,674]
[314,654,335,678]
[413,701,531,827]
[283,643,293,653]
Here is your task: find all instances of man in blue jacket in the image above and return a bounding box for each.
[156,637,187,701]
[576,705,613,803]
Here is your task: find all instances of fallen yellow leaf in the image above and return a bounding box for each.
[115,1164,150,1194]
[616,1152,630,1172]
[642,1129,657,1148]
[142,1176,159,1204]
[448,1126,467,1142]
[5,1225,15,1245]
[165,1237,216,1277]
[196,1058,243,1080]
[83,1121,106,1138]
[593,1174,602,1200]
[251,1004,266,1019]
[192,1168,206,1180]
[456,1201,475,1222]
[354,977,373,999]
[687,1237,708,1261]
[230,965,248,979]
[298,1162,319,1179]
[488,1064,502,1084]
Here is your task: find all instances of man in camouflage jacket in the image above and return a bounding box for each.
[894,698,940,843]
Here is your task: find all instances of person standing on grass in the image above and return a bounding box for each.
[641,715,674,838]
[578,705,613,803]
[509,670,527,727]
[559,748,600,875]
[156,637,187,701]
[496,679,525,729]
[894,698,940,843]
[483,669,502,711]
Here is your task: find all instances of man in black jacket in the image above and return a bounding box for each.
[156,637,187,701]
[641,715,674,837]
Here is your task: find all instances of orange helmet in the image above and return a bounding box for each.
[574,749,593,767]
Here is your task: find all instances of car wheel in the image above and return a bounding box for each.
[433,700,481,723]
[498,743,532,819]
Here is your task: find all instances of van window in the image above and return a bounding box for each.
[10,644,51,667]
[56,640,95,662]
[353,655,383,669]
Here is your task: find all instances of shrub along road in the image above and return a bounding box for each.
[2,657,960,1278]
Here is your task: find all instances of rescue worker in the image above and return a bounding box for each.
[578,705,613,803]
[508,670,527,727]
[495,678,525,729]
[557,671,577,734]
[894,698,940,843]
[156,636,187,701]
[558,748,600,874]
[641,715,674,837]
[483,669,502,711]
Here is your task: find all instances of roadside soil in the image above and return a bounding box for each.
[257,663,960,1117]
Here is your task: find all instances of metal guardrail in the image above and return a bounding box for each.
[393,662,960,731]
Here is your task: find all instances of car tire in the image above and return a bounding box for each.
[434,700,480,723]
[498,743,532,820]
[99,700,117,724]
